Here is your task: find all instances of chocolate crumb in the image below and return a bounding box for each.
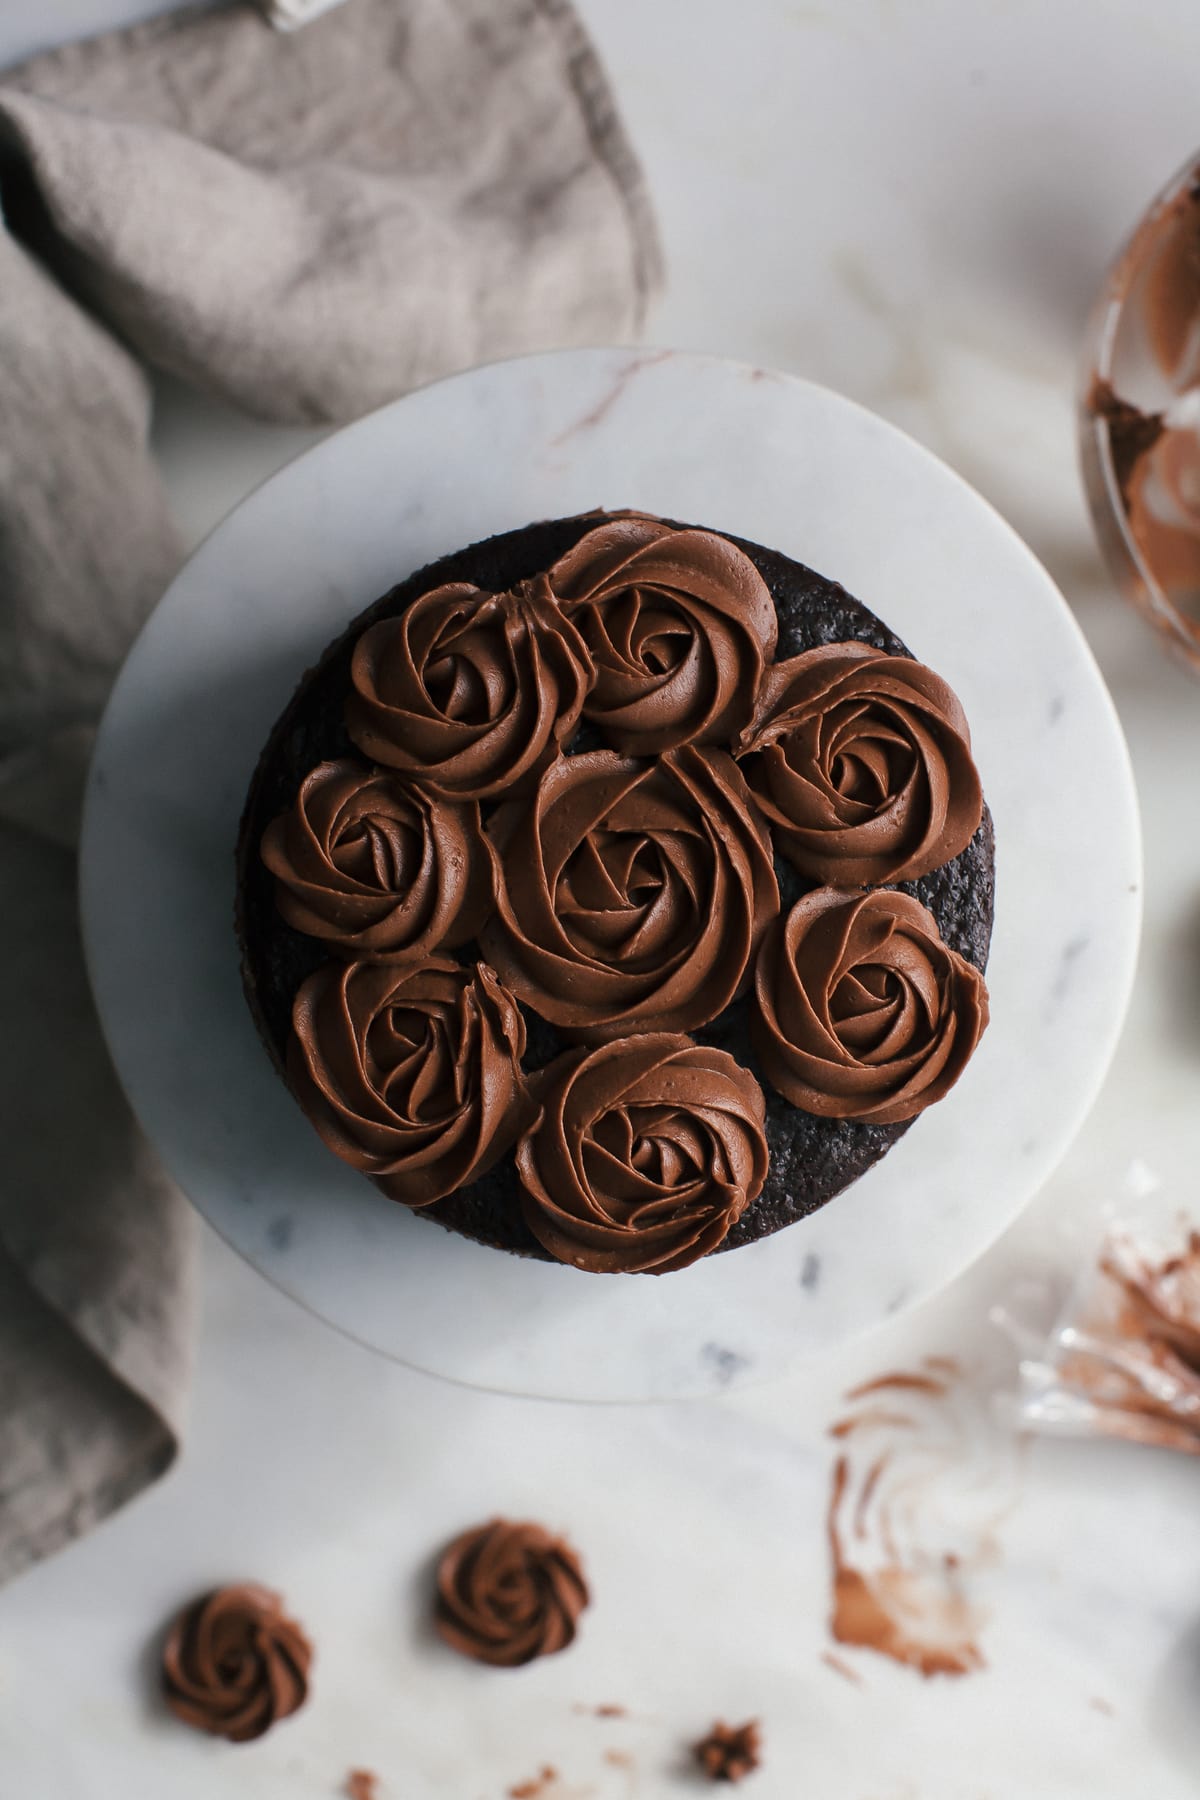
[509,1765,559,1800]
[345,1774,379,1800]
[693,1720,762,1783]
[821,1649,863,1684]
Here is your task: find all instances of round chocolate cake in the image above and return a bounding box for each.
[236,511,994,1274]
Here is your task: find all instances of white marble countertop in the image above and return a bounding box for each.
[6,3,1200,1796]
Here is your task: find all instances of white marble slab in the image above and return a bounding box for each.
[9,3,1200,1795]
[79,348,1140,1401]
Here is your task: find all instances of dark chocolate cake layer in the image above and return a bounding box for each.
[236,513,995,1259]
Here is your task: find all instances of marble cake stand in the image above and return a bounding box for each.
[79,348,1141,1402]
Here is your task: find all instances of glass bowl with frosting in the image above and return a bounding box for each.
[1081,152,1200,670]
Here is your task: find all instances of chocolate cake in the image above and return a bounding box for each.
[236,511,994,1273]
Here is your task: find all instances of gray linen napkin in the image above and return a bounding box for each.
[0,0,660,1585]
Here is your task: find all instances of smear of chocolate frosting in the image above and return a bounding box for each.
[753,888,988,1124]
[826,1457,984,1679]
[516,1034,768,1273]
[482,745,778,1040]
[737,642,981,887]
[546,514,777,753]
[1140,178,1200,387]
[288,957,527,1206]
[261,757,494,957]
[345,577,592,799]
[824,1357,1003,1680]
[435,1519,589,1667]
[162,1584,311,1743]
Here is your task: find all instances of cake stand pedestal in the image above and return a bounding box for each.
[80,348,1140,1400]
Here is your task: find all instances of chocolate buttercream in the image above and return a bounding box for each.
[482,746,778,1039]
[1088,377,1166,507]
[546,515,777,753]
[345,577,592,799]
[753,889,988,1123]
[516,1034,768,1273]
[288,957,527,1205]
[162,1584,311,1743]
[435,1519,588,1667]
[261,757,493,957]
[1089,379,1200,609]
[737,643,981,886]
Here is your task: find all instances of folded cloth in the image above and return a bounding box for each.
[0,0,660,1586]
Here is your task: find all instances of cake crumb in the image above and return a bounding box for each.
[821,1649,863,1684]
[345,1773,380,1800]
[509,1765,559,1799]
[693,1720,762,1783]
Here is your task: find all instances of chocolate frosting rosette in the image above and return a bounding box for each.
[481,745,778,1040]
[545,514,778,753]
[346,577,592,799]
[737,642,982,886]
[261,757,493,957]
[288,957,527,1205]
[753,888,989,1124]
[435,1519,589,1667]
[516,1034,769,1273]
[161,1584,311,1743]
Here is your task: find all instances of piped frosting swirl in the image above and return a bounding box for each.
[261,758,493,957]
[346,577,592,800]
[161,1584,311,1743]
[516,1034,768,1272]
[288,957,527,1205]
[753,888,989,1124]
[546,514,777,753]
[435,1519,589,1666]
[481,745,779,1039]
[737,642,982,886]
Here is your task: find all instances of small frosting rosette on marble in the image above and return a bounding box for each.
[161,1584,311,1743]
[435,1518,589,1666]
